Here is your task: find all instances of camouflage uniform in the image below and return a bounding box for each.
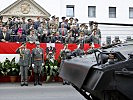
[72,44,84,57]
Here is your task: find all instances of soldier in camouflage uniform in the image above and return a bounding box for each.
[16,43,31,86]
[60,44,72,85]
[72,43,85,57]
[32,41,44,86]
[60,44,71,60]
[91,23,101,44]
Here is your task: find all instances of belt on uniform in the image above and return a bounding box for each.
[34,58,42,61]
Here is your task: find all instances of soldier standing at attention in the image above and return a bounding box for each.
[60,44,71,85]
[16,43,31,86]
[32,41,44,86]
[72,43,85,57]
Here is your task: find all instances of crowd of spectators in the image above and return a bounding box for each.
[0,16,101,44]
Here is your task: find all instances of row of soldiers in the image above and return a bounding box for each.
[16,42,44,86]
[16,41,86,86]
[0,16,101,44]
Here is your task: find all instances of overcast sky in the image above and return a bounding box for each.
[0,0,16,11]
[0,0,48,11]
[0,0,55,14]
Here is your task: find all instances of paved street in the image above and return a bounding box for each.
[0,83,86,100]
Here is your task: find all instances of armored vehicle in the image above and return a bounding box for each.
[59,41,133,100]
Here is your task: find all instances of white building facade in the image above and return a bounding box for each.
[0,0,133,62]
[0,0,133,43]
[56,0,133,43]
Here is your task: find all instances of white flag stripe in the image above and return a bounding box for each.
[46,43,55,47]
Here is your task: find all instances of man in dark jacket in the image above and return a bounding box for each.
[0,27,11,42]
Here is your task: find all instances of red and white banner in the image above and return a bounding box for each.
[0,42,100,60]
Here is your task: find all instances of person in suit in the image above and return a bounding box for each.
[49,16,56,27]
[74,18,79,29]
[21,17,28,35]
[37,23,43,41]
[14,29,26,42]
[32,41,44,86]
[5,18,13,29]
[16,43,31,86]
[58,23,68,43]
[71,25,79,43]
[68,17,74,29]
[65,30,74,43]
[34,16,41,30]
[59,17,66,28]
[76,32,85,44]
[0,27,11,42]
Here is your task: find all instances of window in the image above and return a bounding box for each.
[66,5,74,17]
[129,7,133,18]
[88,6,96,18]
[109,7,116,18]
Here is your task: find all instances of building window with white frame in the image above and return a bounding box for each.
[66,5,74,17]
[88,6,96,18]
[129,7,133,18]
[109,7,116,18]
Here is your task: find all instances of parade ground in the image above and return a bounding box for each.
[0,83,86,100]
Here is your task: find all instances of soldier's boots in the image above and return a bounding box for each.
[25,81,28,86]
[63,80,70,85]
[34,82,37,86]
[21,82,24,86]
[38,74,42,86]
[34,73,38,86]
[38,82,42,85]
[34,73,42,86]
[21,81,28,86]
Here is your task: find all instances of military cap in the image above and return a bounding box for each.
[0,16,3,20]
[27,19,32,22]
[8,17,12,20]
[69,17,74,20]
[51,15,55,19]
[35,41,40,45]
[75,18,78,22]
[22,17,25,20]
[12,16,16,18]
[89,21,94,26]
[46,18,50,21]
[61,17,66,20]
